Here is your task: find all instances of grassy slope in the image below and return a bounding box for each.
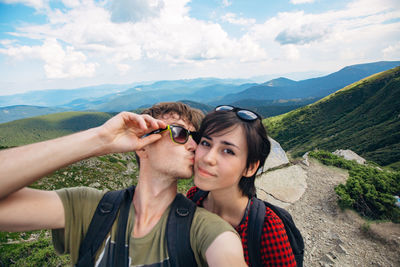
[265,66,400,168]
[0,111,113,147]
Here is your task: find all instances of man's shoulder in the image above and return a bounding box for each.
[55,186,107,207]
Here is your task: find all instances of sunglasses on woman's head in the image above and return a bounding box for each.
[144,125,200,144]
[215,105,262,121]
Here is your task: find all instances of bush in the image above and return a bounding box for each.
[310,150,400,222]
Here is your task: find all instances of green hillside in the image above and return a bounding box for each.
[265,66,400,169]
[0,111,112,147]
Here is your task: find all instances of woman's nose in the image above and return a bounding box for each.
[203,148,217,166]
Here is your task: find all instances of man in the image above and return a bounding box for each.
[0,102,246,266]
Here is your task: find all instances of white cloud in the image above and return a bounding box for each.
[110,0,165,23]
[221,13,256,26]
[222,0,231,7]
[383,42,400,59]
[61,0,81,8]
[1,0,268,77]
[237,0,400,74]
[116,63,131,75]
[0,0,49,9]
[290,0,315,4]
[283,45,300,60]
[0,39,98,79]
[0,39,18,46]
[40,39,98,79]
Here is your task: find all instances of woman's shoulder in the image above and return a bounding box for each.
[186,186,199,200]
[263,205,286,228]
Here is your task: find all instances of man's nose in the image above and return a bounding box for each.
[185,136,197,151]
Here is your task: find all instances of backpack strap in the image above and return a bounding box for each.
[75,186,135,267]
[248,197,265,267]
[191,188,209,204]
[263,201,304,267]
[166,193,198,267]
[113,186,135,267]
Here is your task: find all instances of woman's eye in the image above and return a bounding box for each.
[200,140,210,147]
[223,148,235,155]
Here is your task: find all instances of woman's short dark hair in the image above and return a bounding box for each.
[198,109,271,198]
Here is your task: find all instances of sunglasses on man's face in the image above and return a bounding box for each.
[215,105,262,121]
[144,125,200,144]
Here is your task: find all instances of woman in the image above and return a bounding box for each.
[187,105,299,266]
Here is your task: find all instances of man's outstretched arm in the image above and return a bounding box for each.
[0,112,166,231]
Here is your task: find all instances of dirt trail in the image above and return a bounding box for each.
[286,159,400,267]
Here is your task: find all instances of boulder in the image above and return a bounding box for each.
[302,152,310,166]
[262,137,289,172]
[256,165,307,208]
[333,149,366,164]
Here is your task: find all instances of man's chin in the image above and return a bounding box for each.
[176,171,194,180]
[176,173,194,180]
[177,177,192,180]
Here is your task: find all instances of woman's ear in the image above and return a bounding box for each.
[243,161,260,177]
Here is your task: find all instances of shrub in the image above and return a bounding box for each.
[310,150,400,222]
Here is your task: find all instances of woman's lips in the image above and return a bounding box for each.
[197,166,215,177]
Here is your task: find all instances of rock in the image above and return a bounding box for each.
[302,152,310,166]
[262,137,289,172]
[332,149,366,164]
[255,165,307,206]
[321,253,335,264]
[89,182,101,188]
[336,244,348,254]
[255,189,291,208]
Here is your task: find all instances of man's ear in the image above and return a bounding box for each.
[242,161,260,177]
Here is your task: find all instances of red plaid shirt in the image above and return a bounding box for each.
[187,186,297,266]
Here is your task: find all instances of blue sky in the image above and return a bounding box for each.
[0,0,399,95]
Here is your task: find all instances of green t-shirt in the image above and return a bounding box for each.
[52,187,235,266]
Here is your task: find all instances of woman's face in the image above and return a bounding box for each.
[194,125,250,192]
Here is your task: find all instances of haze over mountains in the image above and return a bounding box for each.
[0,61,399,123]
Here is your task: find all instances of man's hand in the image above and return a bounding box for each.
[96,112,167,154]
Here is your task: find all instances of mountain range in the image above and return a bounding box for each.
[0,61,399,123]
[215,61,400,104]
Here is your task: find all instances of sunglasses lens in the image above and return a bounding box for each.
[192,132,201,144]
[171,126,189,144]
[215,105,234,112]
[237,110,258,121]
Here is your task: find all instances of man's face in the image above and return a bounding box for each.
[146,113,197,179]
